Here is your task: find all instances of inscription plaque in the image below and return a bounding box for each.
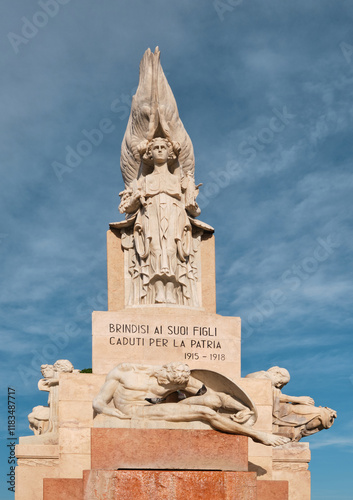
[92,309,241,379]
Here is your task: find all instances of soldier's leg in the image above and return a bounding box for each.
[131,403,289,446]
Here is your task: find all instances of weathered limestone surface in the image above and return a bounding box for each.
[15,445,59,500]
[107,229,216,313]
[58,373,104,479]
[16,466,59,500]
[15,373,104,500]
[107,229,125,311]
[238,378,274,480]
[273,443,311,500]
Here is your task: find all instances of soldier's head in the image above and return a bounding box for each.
[267,366,290,389]
[157,362,191,386]
[53,359,74,373]
[40,364,54,378]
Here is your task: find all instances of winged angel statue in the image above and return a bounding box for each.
[112,48,213,307]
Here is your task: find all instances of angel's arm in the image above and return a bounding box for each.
[186,200,201,218]
[182,175,201,216]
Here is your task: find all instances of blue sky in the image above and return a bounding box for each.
[1,0,353,498]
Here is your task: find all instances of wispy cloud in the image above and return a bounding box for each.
[310,436,353,451]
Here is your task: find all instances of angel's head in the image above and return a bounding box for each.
[140,137,181,167]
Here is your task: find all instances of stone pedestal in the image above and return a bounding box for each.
[41,428,290,500]
[43,472,290,500]
[82,470,258,500]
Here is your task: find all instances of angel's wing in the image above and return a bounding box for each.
[120,47,195,188]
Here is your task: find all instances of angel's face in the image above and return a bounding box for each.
[151,140,169,164]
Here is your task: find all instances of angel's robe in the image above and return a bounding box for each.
[134,170,192,301]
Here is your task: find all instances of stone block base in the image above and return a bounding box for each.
[83,470,258,500]
[42,471,290,500]
[257,480,289,499]
[15,444,59,500]
[91,428,248,471]
[273,443,311,500]
[43,478,82,500]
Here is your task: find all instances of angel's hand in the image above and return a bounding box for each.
[131,189,142,202]
[186,202,201,217]
[119,188,132,204]
[119,188,132,197]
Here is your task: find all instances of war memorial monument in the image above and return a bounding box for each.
[15,48,336,500]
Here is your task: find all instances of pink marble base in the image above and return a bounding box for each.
[91,428,248,471]
[83,469,258,500]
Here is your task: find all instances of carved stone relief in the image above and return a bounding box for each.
[245,366,337,441]
[28,359,79,437]
[111,48,213,307]
[93,361,290,447]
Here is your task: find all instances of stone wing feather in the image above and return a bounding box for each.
[120,47,195,187]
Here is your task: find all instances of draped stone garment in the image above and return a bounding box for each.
[132,171,196,305]
[272,387,335,439]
